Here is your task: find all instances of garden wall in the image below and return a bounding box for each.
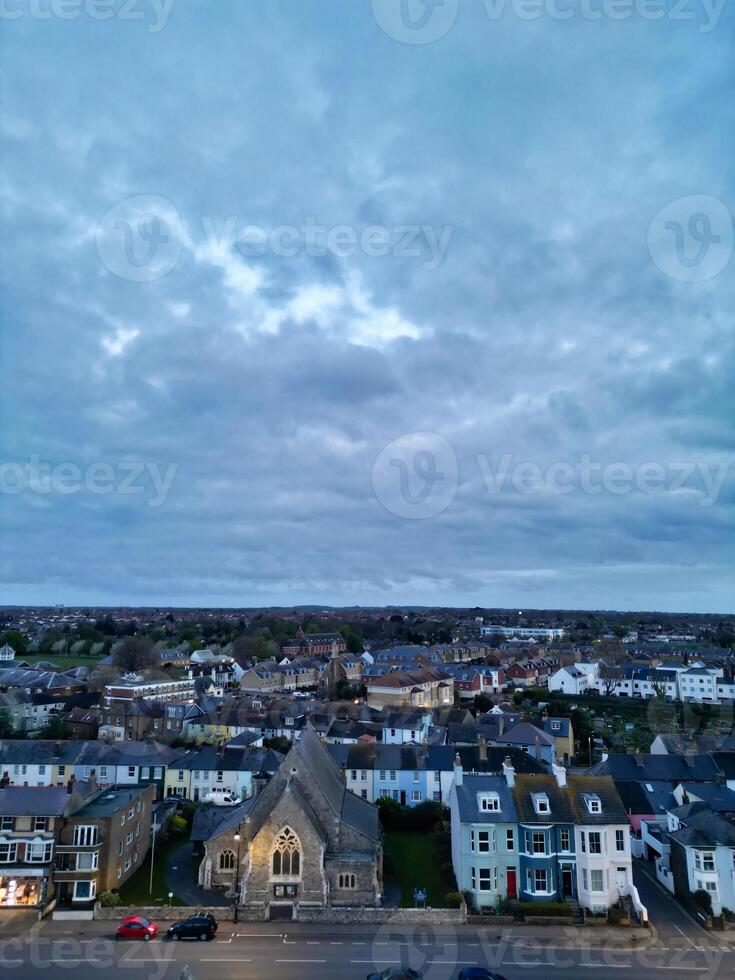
[94,904,236,921]
[295,906,467,924]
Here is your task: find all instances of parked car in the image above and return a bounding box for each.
[366,970,423,980]
[203,789,240,806]
[166,913,218,941]
[116,915,158,941]
[458,970,509,980]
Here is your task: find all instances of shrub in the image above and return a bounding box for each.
[517,901,572,917]
[444,891,463,908]
[169,814,189,835]
[462,890,475,912]
[607,905,622,925]
[694,889,713,915]
[99,890,121,908]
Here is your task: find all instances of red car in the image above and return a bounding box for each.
[116,915,159,941]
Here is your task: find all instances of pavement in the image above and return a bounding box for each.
[164,842,229,908]
[0,915,733,980]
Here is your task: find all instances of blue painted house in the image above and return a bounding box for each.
[449,757,520,909]
[512,768,577,902]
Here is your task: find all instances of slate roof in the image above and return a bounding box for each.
[512,775,574,824]
[498,722,555,748]
[613,779,677,816]
[453,774,518,824]
[210,726,380,847]
[566,776,628,825]
[600,753,722,782]
[669,811,735,849]
[679,782,735,811]
[0,786,70,817]
[544,718,571,738]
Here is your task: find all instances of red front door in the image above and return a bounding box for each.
[506,868,517,898]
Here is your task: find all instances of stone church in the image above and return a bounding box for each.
[199,726,382,916]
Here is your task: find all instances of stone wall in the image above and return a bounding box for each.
[295,906,466,924]
[94,904,236,921]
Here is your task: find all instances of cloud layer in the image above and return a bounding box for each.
[1,2,733,612]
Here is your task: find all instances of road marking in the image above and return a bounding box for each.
[578,965,631,970]
[276,958,327,963]
[201,958,252,963]
[672,923,699,949]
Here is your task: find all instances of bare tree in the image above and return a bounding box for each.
[599,664,624,696]
[112,635,156,673]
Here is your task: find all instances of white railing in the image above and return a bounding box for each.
[622,881,648,924]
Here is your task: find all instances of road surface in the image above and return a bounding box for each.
[0,917,733,980]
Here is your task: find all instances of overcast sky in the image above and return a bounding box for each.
[1,1,733,613]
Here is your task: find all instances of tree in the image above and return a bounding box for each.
[0,709,14,738]
[599,665,624,696]
[263,736,290,754]
[0,630,26,655]
[38,716,71,740]
[112,636,156,673]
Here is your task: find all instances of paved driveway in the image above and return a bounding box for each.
[165,841,230,907]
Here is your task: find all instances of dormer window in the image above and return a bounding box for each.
[551,722,560,731]
[585,795,602,814]
[532,793,550,815]
[479,793,500,812]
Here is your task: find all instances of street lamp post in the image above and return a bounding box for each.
[233,832,241,923]
[149,818,158,896]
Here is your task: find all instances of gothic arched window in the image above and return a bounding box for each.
[271,827,301,877]
[219,849,235,871]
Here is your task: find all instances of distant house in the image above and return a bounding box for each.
[543,717,574,766]
[548,665,590,696]
[366,667,454,710]
[281,628,347,658]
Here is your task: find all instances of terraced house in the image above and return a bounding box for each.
[164,744,283,800]
[449,757,520,910]
[511,768,632,911]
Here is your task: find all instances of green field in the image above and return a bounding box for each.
[382,831,456,908]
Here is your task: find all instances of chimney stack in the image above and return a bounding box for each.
[552,763,567,788]
[503,756,515,788]
[478,734,487,763]
[534,735,541,761]
[454,753,463,787]
[498,715,505,737]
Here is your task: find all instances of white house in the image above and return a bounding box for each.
[548,665,589,696]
